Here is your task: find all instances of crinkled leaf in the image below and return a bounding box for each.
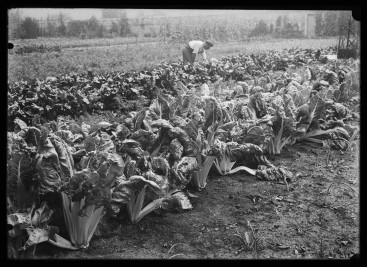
[19,127,42,148]
[113,175,164,205]
[49,135,74,180]
[161,191,193,211]
[124,159,136,178]
[133,109,146,132]
[232,96,250,120]
[36,138,64,193]
[55,130,74,145]
[332,103,352,120]
[295,94,324,133]
[61,169,101,202]
[21,227,51,251]
[151,157,170,177]
[115,124,131,141]
[248,92,268,119]
[183,119,199,141]
[170,139,184,160]
[84,136,97,152]
[202,96,221,131]
[168,127,198,156]
[7,150,37,209]
[271,95,285,113]
[283,94,297,119]
[150,119,174,130]
[170,157,198,189]
[143,170,169,195]
[130,129,155,151]
[14,118,28,134]
[240,126,265,146]
[7,212,30,228]
[293,87,311,107]
[98,121,112,129]
[8,202,56,251]
[30,201,54,227]
[227,142,273,169]
[240,106,257,121]
[302,127,350,150]
[255,166,293,183]
[118,139,144,157]
[169,116,188,128]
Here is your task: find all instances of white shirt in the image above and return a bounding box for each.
[189,40,207,60]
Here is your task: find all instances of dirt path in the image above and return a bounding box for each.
[35,135,359,259]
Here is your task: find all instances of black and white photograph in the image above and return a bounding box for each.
[7,7,360,259]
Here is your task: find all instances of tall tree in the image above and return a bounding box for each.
[19,17,40,39]
[46,15,57,37]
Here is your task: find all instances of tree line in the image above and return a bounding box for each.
[9,11,134,39]
[249,11,354,38]
[8,10,355,40]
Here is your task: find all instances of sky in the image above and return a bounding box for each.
[11,8,103,20]
[9,8,315,20]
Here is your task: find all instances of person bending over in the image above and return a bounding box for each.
[182,40,214,65]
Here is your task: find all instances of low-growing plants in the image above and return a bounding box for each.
[7,45,359,258]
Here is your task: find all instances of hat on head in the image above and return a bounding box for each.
[205,40,214,47]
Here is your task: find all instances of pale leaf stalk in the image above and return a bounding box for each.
[191,156,215,190]
[136,198,163,223]
[61,192,104,249]
[128,185,164,224]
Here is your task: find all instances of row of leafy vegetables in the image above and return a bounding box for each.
[7,46,357,130]
[7,46,360,258]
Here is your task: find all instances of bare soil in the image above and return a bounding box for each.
[35,128,360,259]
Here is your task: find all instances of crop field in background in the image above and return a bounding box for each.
[8,37,338,82]
[10,36,159,49]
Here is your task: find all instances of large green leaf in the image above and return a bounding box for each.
[239,126,265,146]
[49,135,74,181]
[115,124,131,141]
[133,109,147,132]
[169,157,198,189]
[170,139,184,160]
[168,127,198,157]
[255,166,293,183]
[248,92,268,119]
[7,151,37,210]
[227,142,274,169]
[36,138,63,194]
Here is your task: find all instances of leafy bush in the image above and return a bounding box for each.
[118,13,133,37]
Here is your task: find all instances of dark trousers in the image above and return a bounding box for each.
[182,44,196,64]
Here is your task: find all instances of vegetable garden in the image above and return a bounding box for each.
[7,45,360,259]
